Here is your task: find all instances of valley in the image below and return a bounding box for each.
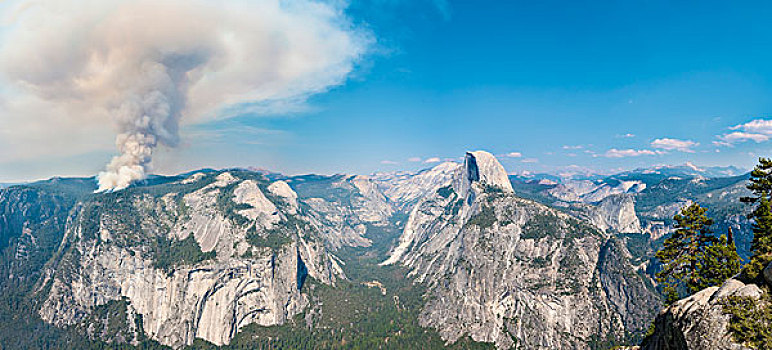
[0,151,755,349]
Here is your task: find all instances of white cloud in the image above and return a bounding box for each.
[380,160,398,165]
[651,138,698,153]
[719,131,769,143]
[562,145,583,150]
[616,133,636,138]
[408,157,422,162]
[716,118,772,146]
[521,158,539,163]
[0,0,371,187]
[504,152,522,158]
[731,119,772,134]
[423,157,441,164]
[604,148,660,158]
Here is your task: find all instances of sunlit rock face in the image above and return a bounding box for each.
[372,161,460,210]
[36,171,357,348]
[643,278,765,350]
[384,151,660,349]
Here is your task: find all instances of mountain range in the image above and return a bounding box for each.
[0,152,756,349]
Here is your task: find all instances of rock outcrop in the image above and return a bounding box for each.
[453,151,513,197]
[643,279,763,350]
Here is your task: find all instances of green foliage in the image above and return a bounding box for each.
[465,205,497,229]
[655,203,740,304]
[290,174,360,205]
[75,298,157,346]
[621,233,656,266]
[483,185,504,195]
[508,178,560,206]
[245,212,321,251]
[698,234,742,289]
[214,182,253,227]
[721,287,772,350]
[246,224,294,251]
[152,235,216,272]
[741,158,772,282]
[520,212,561,239]
[519,211,600,241]
[743,158,772,205]
[635,174,749,217]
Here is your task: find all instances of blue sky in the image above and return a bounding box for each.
[3,0,772,180]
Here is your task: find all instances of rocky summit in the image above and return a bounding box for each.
[383,151,660,349]
[0,151,756,349]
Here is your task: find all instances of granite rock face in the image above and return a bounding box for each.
[40,244,315,347]
[288,174,394,249]
[453,151,514,196]
[36,171,346,348]
[384,151,660,349]
[565,194,643,234]
[372,162,459,210]
[548,179,646,204]
[643,278,763,350]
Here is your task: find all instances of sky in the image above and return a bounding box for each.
[2,0,772,182]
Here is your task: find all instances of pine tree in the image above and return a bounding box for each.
[655,203,718,304]
[743,194,772,281]
[697,229,742,290]
[741,157,772,281]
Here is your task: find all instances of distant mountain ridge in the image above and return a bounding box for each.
[509,163,747,184]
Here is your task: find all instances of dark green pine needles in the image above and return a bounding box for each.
[741,157,772,282]
[655,203,741,305]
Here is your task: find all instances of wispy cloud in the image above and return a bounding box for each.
[616,133,636,138]
[432,0,452,21]
[521,158,539,163]
[503,152,522,158]
[562,145,583,150]
[651,138,698,153]
[732,119,772,134]
[408,157,422,162]
[604,148,661,158]
[719,131,769,144]
[715,119,772,146]
[423,157,441,164]
[380,160,398,165]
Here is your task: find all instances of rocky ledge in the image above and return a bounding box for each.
[643,262,772,350]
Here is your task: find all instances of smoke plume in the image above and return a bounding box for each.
[0,0,369,191]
